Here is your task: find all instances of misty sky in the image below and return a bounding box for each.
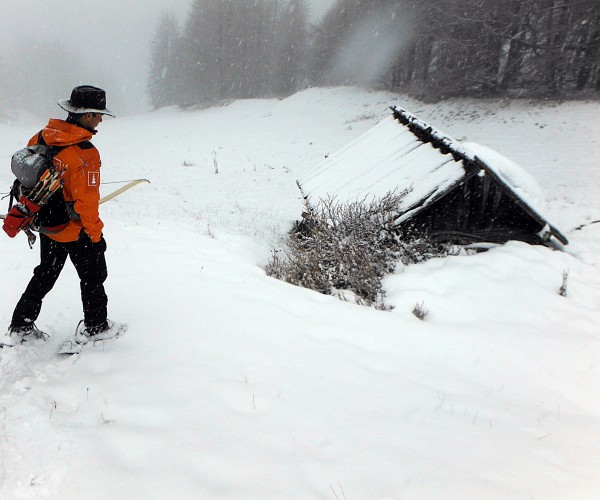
[0,0,335,116]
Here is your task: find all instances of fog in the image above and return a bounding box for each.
[325,6,414,87]
[0,0,335,118]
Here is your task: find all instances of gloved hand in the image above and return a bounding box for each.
[94,235,107,253]
[79,231,107,253]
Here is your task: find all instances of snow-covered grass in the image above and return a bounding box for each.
[1,87,599,499]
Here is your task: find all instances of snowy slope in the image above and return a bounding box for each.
[1,87,599,499]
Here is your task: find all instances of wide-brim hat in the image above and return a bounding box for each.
[58,85,115,117]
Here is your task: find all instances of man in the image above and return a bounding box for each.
[1,85,125,349]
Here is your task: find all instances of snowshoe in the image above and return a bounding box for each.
[59,319,127,355]
[0,323,49,348]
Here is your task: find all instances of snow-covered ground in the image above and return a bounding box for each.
[0,87,599,499]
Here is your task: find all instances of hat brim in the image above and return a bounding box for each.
[57,99,115,117]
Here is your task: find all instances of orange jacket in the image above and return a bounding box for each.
[28,119,104,243]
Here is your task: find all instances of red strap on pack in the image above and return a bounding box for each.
[2,195,42,238]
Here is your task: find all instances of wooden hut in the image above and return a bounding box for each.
[297,106,568,247]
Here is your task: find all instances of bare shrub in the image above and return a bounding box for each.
[266,192,449,308]
[412,302,429,320]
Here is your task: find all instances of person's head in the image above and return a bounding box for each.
[67,112,104,131]
[58,85,114,131]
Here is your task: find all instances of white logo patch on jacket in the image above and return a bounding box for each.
[87,171,99,187]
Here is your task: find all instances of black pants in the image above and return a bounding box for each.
[11,232,108,328]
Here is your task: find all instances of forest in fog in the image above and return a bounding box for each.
[148,0,600,107]
[1,0,599,117]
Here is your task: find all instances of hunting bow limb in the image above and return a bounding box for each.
[1,178,150,218]
[99,178,150,205]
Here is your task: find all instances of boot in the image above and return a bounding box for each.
[0,323,49,347]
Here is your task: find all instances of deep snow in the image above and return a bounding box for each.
[0,87,599,499]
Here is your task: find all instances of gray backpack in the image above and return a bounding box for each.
[5,133,70,236]
[11,144,59,189]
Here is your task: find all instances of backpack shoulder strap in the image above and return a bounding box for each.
[36,130,46,146]
[35,130,65,160]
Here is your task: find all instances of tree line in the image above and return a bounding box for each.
[149,0,600,108]
[148,0,309,108]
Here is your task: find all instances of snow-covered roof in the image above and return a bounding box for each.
[460,142,548,216]
[298,114,465,213]
[297,106,568,246]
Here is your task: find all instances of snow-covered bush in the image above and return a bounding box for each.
[266,192,448,309]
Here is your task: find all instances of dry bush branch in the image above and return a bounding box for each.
[267,192,450,309]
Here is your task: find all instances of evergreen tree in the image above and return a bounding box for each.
[148,12,182,109]
[175,0,310,103]
[180,0,215,105]
[273,0,310,94]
